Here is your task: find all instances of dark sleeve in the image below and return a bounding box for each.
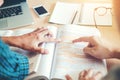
[0,39,29,80]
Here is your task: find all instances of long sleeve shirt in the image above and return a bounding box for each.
[0,39,29,80]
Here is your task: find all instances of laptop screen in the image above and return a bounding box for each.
[1,0,26,7]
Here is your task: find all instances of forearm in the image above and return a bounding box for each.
[1,36,23,48]
[0,38,29,80]
[113,0,120,31]
[113,0,120,58]
[106,59,120,70]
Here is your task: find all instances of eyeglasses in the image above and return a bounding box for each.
[93,7,112,28]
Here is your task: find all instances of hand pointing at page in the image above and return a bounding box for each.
[72,36,114,59]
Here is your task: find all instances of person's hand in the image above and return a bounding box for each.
[65,69,102,80]
[72,36,113,59]
[2,27,60,54]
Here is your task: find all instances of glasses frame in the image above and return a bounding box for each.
[93,6,112,28]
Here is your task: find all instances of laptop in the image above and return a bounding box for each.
[0,0,33,29]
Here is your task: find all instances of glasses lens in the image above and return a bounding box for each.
[96,7,107,16]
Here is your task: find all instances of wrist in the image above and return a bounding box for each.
[1,36,23,48]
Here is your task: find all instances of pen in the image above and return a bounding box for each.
[71,11,78,24]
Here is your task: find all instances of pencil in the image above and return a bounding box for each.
[71,11,78,24]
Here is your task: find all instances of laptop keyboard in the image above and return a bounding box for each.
[0,6,23,19]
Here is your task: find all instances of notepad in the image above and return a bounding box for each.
[49,2,112,26]
[49,2,81,24]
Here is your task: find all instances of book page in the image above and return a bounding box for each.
[57,25,100,42]
[0,30,13,36]
[78,3,112,26]
[49,2,82,24]
[51,25,107,80]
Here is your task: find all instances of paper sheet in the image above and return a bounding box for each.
[52,55,107,80]
[50,25,107,79]
[0,30,13,36]
[57,25,100,42]
[49,2,81,24]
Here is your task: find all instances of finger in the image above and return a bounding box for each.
[79,71,84,80]
[35,27,54,37]
[72,36,92,43]
[94,72,102,80]
[40,29,50,37]
[86,69,94,78]
[35,47,49,54]
[34,27,48,33]
[47,30,53,35]
[39,27,48,33]
[42,49,49,54]
[79,70,86,77]
[79,70,87,79]
[33,27,44,32]
[46,30,53,37]
[65,75,72,80]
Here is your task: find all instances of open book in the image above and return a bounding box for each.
[49,2,112,26]
[0,25,107,80]
[27,25,106,80]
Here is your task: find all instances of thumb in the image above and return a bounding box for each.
[35,47,49,54]
[65,75,72,80]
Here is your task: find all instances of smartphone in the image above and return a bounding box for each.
[33,5,49,17]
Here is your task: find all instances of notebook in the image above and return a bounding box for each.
[49,2,112,26]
